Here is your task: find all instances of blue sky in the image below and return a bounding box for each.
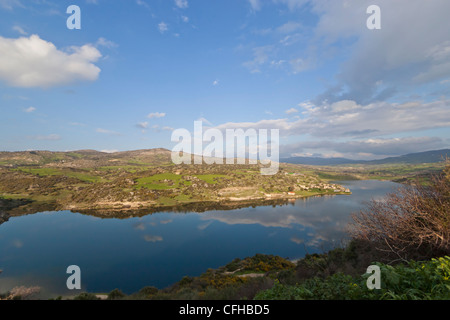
[0,0,449,159]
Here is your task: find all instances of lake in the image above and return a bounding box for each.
[0,180,401,298]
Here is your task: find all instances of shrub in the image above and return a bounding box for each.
[348,162,450,261]
[107,288,126,300]
[138,286,159,297]
[371,256,450,300]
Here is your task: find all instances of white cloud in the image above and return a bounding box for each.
[242,45,273,73]
[246,1,450,103]
[0,35,101,88]
[136,122,149,129]
[174,0,188,9]
[285,107,298,114]
[276,21,302,34]
[213,79,219,86]
[215,99,450,140]
[248,0,261,11]
[158,22,168,34]
[289,57,312,74]
[136,0,150,9]
[148,112,166,119]
[0,0,23,10]
[12,25,27,35]
[24,106,35,113]
[96,37,118,49]
[96,128,121,135]
[308,0,450,104]
[281,136,448,159]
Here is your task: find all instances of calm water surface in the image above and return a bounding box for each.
[0,180,401,297]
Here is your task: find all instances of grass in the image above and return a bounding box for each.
[97,165,150,173]
[296,190,325,196]
[15,167,102,183]
[195,174,229,184]
[174,194,192,202]
[0,193,55,202]
[127,159,152,166]
[317,172,359,181]
[136,173,183,190]
[66,152,84,159]
[158,197,178,206]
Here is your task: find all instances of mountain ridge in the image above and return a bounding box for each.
[281,149,450,166]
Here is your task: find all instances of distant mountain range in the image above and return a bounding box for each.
[1,148,449,167]
[280,149,450,166]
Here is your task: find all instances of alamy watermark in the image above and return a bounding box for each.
[66,265,81,290]
[366,265,381,290]
[66,4,381,31]
[367,5,381,30]
[66,5,81,30]
[171,121,280,175]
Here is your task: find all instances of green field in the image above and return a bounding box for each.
[15,167,102,183]
[136,173,186,190]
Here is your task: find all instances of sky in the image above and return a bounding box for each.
[0,0,449,159]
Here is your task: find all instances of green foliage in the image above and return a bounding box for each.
[136,173,183,190]
[138,286,159,297]
[225,258,242,272]
[371,256,450,300]
[107,288,126,300]
[238,254,295,273]
[255,256,450,300]
[317,172,359,181]
[15,167,101,183]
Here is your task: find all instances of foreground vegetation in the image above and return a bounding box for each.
[255,255,450,300]
[59,243,448,301]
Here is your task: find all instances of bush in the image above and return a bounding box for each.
[107,288,126,300]
[294,240,383,281]
[371,256,450,300]
[138,286,159,297]
[348,163,450,261]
